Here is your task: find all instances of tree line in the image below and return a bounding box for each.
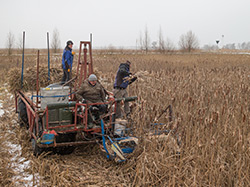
[5,28,61,55]
[137,26,199,53]
[5,27,250,55]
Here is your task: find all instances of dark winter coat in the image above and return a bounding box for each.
[75,80,106,103]
[62,46,73,70]
[114,63,136,89]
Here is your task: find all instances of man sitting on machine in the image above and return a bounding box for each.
[75,74,107,116]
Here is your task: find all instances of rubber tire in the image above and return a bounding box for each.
[55,146,75,155]
[18,98,29,129]
[18,112,26,128]
[54,132,76,155]
[31,138,44,156]
[31,122,45,156]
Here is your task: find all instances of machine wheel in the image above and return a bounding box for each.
[55,146,75,155]
[18,98,29,129]
[54,132,76,155]
[31,121,45,156]
[18,113,25,128]
[31,138,44,156]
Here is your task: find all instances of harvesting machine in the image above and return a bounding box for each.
[15,41,138,162]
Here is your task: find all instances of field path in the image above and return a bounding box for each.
[0,84,40,186]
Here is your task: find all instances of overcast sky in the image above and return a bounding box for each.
[1,0,250,49]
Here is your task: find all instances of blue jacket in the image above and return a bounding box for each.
[62,47,73,70]
[114,63,130,89]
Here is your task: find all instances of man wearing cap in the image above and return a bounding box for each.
[75,74,107,112]
[61,40,74,84]
[113,61,137,118]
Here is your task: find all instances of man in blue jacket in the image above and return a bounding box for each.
[61,40,74,84]
[113,61,137,118]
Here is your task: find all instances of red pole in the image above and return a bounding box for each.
[89,42,93,74]
[74,41,93,95]
[74,42,82,92]
[78,43,86,87]
[83,44,88,80]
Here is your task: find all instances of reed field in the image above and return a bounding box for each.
[0,50,249,186]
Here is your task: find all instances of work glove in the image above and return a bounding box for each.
[68,65,71,72]
[129,76,137,84]
[131,76,137,82]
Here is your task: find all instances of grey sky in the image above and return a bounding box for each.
[1,0,250,49]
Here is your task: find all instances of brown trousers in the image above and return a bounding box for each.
[113,89,130,118]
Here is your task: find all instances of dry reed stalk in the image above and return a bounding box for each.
[7,66,63,92]
[0,52,249,186]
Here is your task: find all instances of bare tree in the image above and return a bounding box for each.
[16,34,23,50]
[51,28,61,53]
[158,26,165,52]
[6,31,15,55]
[143,25,150,53]
[203,44,219,51]
[107,44,116,54]
[152,41,157,50]
[137,26,151,53]
[139,31,143,50]
[178,30,199,52]
[237,42,250,50]
[165,37,175,52]
[224,43,236,50]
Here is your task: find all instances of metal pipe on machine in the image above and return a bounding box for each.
[36,50,40,108]
[47,32,50,81]
[21,31,25,89]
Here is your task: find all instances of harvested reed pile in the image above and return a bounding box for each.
[8,66,62,92]
[7,65,101,93]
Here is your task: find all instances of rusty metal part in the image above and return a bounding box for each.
[14,41,120,150]
[38,140,99,148]
[62,76,77,87]
[155,105,173,123]
[74,41,93,93]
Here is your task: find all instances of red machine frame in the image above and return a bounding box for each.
[15,41,116,148]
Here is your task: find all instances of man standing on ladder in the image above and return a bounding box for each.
[113,61,137,119]
[61,40,75,84]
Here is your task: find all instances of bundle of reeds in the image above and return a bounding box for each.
[8,66,62,92]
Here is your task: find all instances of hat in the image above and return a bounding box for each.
[88,74,97,81]
[66,40,74,46]
[126,60,131,65]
